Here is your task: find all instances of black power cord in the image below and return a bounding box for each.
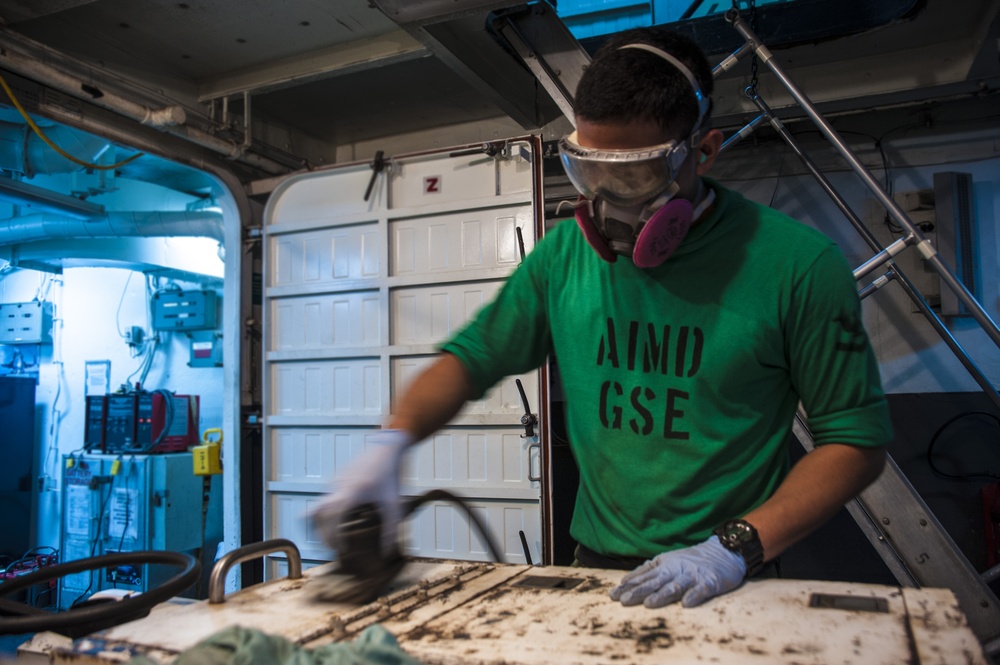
[0,551,200,637]
[926,411,1000,481]
[320,490,506,605]
[405,489,505,564]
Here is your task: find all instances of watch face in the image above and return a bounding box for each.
[715,519,764,577]
[720,520,752,544]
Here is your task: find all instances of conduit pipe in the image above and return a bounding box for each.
[0,120,111,176]
[0,210,224,245]
[0,46,288,175]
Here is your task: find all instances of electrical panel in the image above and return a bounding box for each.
[58,452,221,609]
[135,392,200,452]
[188,330,223,368]
[0,301,53,344]
[85,392,200,453]
[84,395,107,452]
[152,290,217,331]
[104,394,139,452]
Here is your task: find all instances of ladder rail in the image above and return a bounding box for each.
[722,8,1000,349]
[717,91,1000,411]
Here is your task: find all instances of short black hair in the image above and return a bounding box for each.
[574,28,713,138]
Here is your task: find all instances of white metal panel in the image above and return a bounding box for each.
[391,356,539,422]
[268,166,384,224]
[268,428,368,487]
[269,359,383,417]
[390,207,531,277]
[389,151,533,210]
[269,291,381,351]
[390,281,502,345]
[402,499,541,565]
[268,222,380,289]
[263,138,542,573]
[402,429,539,499]
[268,493,330,561]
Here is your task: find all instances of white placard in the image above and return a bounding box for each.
[108,488,139,542]
[65,484,91,537]
[85,360,111,396]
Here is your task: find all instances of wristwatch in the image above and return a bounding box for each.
[713,519,765,577]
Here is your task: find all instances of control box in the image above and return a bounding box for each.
[84,395,107,452]
[152,290,217,331]
[90,392,200,453]
[135,392,200,453]
[104,394,138,451]
[0,301,53,344]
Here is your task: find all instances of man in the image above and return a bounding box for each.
[314,27,891,609]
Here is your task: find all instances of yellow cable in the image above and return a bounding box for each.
[0,71,143,171]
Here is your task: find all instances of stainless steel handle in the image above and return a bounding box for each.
[527,439,541,482]
[208,538,302,604]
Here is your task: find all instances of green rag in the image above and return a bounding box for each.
[130,624,423,665]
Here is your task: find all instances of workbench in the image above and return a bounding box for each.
[18,559,988,665]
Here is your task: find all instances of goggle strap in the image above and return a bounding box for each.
[618,43,710,125]
[692,188,717,220]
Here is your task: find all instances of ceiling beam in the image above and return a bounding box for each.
[197,29,429,102]
[372,1,564,129]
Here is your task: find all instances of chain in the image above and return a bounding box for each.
[730,0,760,94]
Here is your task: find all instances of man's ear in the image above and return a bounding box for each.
[695,128,724,175]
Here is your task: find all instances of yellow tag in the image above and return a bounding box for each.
[111,459,122,475]
[65,457,75,469]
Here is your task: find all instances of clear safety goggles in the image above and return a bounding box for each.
[558,131,693,207]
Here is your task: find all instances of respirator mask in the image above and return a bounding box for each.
[559,43,714,268]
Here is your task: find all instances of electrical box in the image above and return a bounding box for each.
[95,392,200,454]
[135,392,200,453]
[58,452,222,608]
[188,331,223,368]
[0,301,53,344]
[152,290,217,331]
[84,395,107,452]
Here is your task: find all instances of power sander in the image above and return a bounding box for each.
[312,490,505,605]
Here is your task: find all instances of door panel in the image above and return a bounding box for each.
[262,138,545,574]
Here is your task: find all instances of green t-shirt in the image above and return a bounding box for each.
[441,179,892,559]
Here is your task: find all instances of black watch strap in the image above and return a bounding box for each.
[713,519,765,577]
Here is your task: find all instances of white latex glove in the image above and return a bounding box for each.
[310,429,414,559]
[609,535,747,608]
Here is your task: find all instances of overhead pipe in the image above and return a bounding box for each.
[0,45,289,176]
[0,120,111,176]
[0,210,224,246]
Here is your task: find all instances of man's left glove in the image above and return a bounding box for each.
[609,535,746,608]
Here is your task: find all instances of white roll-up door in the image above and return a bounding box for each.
[261,138,546,575]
